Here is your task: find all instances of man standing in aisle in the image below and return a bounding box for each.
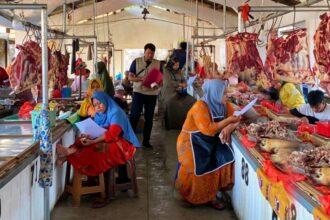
[129,43,161,148]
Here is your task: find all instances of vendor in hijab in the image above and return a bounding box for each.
[56,91,139,207]
[175,80,240,210]
[160,57,196,129]
[78,78,104,118]
[160,58,186,108]
[96,61,115,97]
[57,91,139,170]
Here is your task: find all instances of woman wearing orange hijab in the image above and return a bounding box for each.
[78,78,104,118]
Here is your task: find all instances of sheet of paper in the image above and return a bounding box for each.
[233,98,258,116]
[187,75,197,87]
[75,118,107,139]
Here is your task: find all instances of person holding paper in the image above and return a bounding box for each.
[56,91,139,176]
[175,80,240,210]
[78,78,104,118]
[128,43,162,148]
[160,57,196,129]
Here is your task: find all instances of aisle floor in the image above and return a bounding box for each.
[51,120,237,220]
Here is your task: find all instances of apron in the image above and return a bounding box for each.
[184,116,234,176]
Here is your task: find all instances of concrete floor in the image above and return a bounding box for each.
[51,120,238,220]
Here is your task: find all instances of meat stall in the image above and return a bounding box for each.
[224,86,330,220]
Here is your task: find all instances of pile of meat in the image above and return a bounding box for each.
[226,33,269,87]
[6,40,69,94]
[264,29,312,84]
[246,121,297,141]
[313,13,330,96]
[6,41,42,93]
[227,91,266,106]
[289,146,330,171]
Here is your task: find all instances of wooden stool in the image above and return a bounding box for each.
[64,162,106,207]
[109,158,138,199]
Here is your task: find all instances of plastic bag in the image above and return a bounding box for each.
[18,101,35,119]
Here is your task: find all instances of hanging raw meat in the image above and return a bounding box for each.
[226,33,269,88]
[313,13,330,95]
[264,31,278,81]
[48,54,57,95]
[56,51,69,89]
[7,41,42,93]
[273,29,312,83]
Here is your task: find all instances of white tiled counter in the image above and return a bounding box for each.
[0,121,75,220]
[230,134,326,220]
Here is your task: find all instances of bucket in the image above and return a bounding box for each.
[31,110,56,128]
[61,87,72,98]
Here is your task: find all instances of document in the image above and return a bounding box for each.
[233,98,258,116]
[75,118,107,139]
[187,75,197,87]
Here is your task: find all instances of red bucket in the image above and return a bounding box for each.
[316,121,330,138]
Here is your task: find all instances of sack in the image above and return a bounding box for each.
[177,88,188,96]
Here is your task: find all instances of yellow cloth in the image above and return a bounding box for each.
[313,206,330,220]
[279,83,305,109]
[257,169,293,220]
[175,100,234,204]
[78,79,103,117]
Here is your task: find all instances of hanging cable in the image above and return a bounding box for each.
[72,2,75,36]
[107,12,111,42]
[93,0,96,36]
[292,5,296,31]
[202,0,205,44]
[277,15,283,30]
[326,0,330,11]
[213,1,215,36]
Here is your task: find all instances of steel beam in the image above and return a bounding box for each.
[48,35,97,39]
[239,5,330,12]
[0,3,47,9]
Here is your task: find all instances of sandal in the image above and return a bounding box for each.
[210,200,226,211]
[91,198,109,209]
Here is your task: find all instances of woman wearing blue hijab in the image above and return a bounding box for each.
[56,91,139,178]
[175,79,240,210]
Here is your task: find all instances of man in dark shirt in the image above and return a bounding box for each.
[128,43,162,148]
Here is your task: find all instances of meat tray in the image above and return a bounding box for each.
[310,133,330,146]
